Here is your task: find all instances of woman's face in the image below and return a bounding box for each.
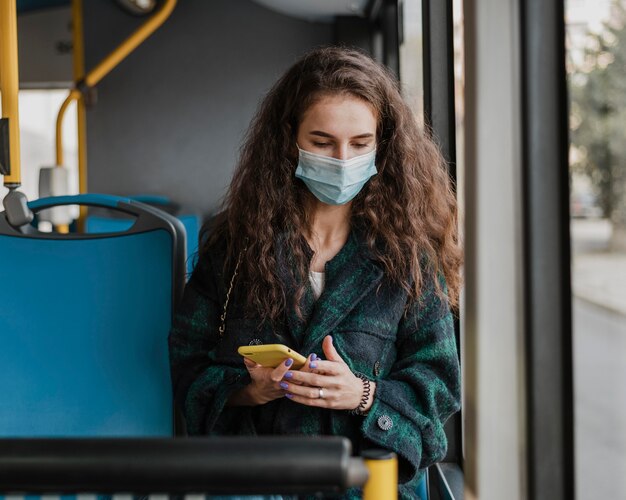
[296,94,377,160]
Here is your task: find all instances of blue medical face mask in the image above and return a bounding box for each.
[295,147,377,205]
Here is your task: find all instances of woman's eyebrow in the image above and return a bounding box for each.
[309,131,334,138]
[309,131,374,139]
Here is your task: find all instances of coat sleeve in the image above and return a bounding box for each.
[360,276,461,482]
[168,247,251,435]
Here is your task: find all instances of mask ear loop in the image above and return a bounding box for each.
[294,142,303,168]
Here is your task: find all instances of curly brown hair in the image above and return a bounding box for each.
[204,46,462,322]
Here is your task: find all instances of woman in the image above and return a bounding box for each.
[169,46,462,499]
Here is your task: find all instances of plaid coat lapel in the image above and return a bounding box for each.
[275,230,383,353]
[299,231,384,354]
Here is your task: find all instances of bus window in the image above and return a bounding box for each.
[566,0,626,498]
[399,0,425,126]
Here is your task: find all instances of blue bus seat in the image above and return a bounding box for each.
[0,194,186,437]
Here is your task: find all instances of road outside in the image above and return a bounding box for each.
[571,218,626,500]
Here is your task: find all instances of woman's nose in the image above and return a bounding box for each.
[334,144,350,160]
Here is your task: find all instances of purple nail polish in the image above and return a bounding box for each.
[280,382,289,390]
[309,362,318,369]
[284,372,293,379]
[311,353,317,361]
[285,358,293,367]
[285,393,293,399]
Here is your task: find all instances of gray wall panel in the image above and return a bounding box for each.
[18,6,73,87]
[84,0,332,216]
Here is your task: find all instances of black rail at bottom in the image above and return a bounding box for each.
[0,436,369,496]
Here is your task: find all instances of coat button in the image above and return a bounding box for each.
[377,415,393,431]
[373,361,381,377]
[248,338,262,346]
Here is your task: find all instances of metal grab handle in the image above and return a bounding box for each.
[28,194,133,211]
[3,190,34,227]
[0,437,369,496]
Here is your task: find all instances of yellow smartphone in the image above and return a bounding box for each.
[237,343,307,369]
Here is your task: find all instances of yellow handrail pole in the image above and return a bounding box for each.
[53,89,79,233]
[55,0,176,229]
[55,0,177,179]
[84,0,176,88]
[72,0,88,229]
[72,0,87,194]
[362,451,398,500]
[55,89,80,167]
[0,0,22,188]
[72,0,85,80]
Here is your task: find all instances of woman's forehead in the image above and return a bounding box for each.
[299,94,377,135]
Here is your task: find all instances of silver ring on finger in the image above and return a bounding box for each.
[318,387,324,399]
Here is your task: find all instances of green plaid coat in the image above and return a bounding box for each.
[168,230,461,499]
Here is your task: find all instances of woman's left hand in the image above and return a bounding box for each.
[282,335,375,411]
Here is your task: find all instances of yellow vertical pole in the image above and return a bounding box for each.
[72,0,88,229]
[72,0,87,195]
[362,451,398,500]
[0,0,21,187]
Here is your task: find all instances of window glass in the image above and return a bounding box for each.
[399,0,424,127]
[566,1,626,498]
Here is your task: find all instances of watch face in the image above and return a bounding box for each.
[115,0,158,16]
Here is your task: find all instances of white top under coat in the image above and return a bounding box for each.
[309,270,326,301]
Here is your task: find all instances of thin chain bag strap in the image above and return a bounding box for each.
[218,248,245,337]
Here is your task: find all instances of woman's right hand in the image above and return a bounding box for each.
[228,353,317,406]
[241,357,295,405]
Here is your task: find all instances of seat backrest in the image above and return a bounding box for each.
[86,212,200,277]
[84,195,201,277]
[0,194,186,437]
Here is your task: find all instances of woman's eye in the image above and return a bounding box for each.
[353,143,370,149]
[313,142,331,147]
